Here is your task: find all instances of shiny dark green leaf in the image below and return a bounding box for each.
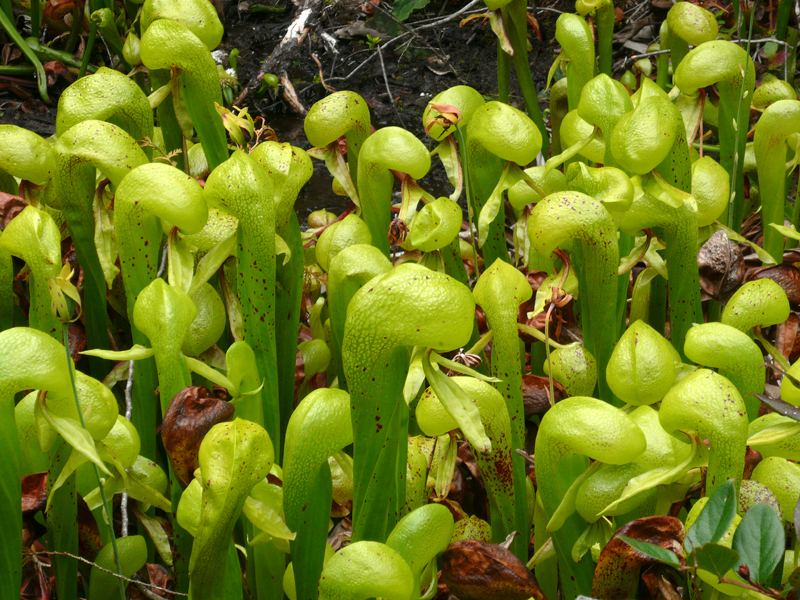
[693,543,739,580]
[617,536,681,568]
[685,479,737,551]
[732,503,784,584]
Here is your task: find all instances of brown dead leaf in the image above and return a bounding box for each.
[294,349,305,396]
[441,539,547,600]
[2,43,22,65]
[146,563,175,599]
[68,321,86,364]
[22,473,48,518]
[77,494,102,560]
[747,264,800,304]
[433,496,471,523]
[43,61,75,87]
[642,570,682,600]
[161,386,235,487]
[592,516,685,600]
[742,447,763,481]
[697,230,745,301]
[43,0,85,34]
[281,72,306,116]
[775,313,799,362]
[0,191,27,229]
[522,374,566,418]
[327,517,352,551]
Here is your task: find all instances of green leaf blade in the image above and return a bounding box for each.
[731,502,784,584]
[693,543,740,580]
[617,535,682,568]
[685,479,737,551]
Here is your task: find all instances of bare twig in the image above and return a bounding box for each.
[409,0,482,32]
[43,550,187,597]
[328,0,482,83]
[621,48,670,68]
[120,358,135,538]
[377,46,405,127]
[135,581,168,600]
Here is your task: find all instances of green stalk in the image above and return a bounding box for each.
[132,278,197,592]
[468,102,541,266]
[78,22,98,78]
[342,264,474,543]
[472,260,532,561]
[533,493,558,599]
[305,91,371,189]
[656,22,670,91]
[0,246,11,332]
[549,78,569,156]
[250,141,312,452]
[535,397,646,600]
[528,192,618,403]
[25,37,98,71]
[284,388,352,600]
[555,14,595,111]
[754,99,800,262]
[205,151,280,454]
[660,369,748,497]
[503,0,547,153]
[576,0,614,76]
[140,19,228,171]
[61,323,126,600]
[114,163,206,466]
[64,2,81,54]
[674,41,754,233]
[150,69,186,171]
[29,0,40,45]
[0,7,49,102]
[0,64,35,74]
[685,322,764,421]
[776,0,793,42]
[327,244,392,391]
[357,127,430,258]
[54,120,149,377]
[0,206,62,338]
[274,213,304,448]
[497,42,511,103]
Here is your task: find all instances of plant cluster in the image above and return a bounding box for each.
[2,0,800,599]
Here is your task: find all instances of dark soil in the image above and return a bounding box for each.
[0,0,633,219]
[219,0,567,218]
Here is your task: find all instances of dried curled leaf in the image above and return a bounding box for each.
[441,539,546,600]
[592,516,685,600]
[161,386,235,487]
[522,374,567,418]
[747,264,800,304]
